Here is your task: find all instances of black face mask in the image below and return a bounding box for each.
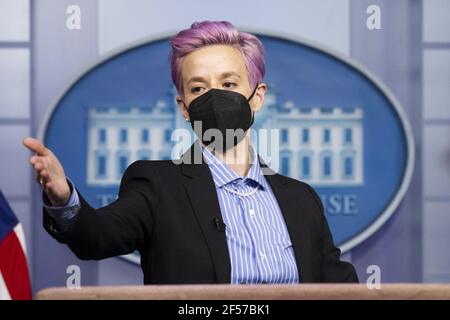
[187,86,258,150]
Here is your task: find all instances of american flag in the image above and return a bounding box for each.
[0,189,31,300]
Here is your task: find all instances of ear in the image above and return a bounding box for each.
[250,83,267,113]
[176,95,190,121]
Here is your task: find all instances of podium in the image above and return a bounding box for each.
[35,284,450,300]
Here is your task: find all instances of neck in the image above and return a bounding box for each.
[213,133,252,177]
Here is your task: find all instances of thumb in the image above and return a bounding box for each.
[23,137,50,156]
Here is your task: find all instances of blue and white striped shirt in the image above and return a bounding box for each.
[201,145,299,284]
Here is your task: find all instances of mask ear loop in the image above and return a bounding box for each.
[247,84,259,126]
[247,84,259,102]
[181,98,191,122]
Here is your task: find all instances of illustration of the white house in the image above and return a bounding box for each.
[86,86,364,187]
[252,87,364,187]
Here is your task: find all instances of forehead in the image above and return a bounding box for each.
[180,45,248,82]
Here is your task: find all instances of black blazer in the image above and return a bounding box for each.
[44,142,358,284]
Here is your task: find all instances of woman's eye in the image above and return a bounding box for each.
[223,82,236,89]
[191,87,203,94]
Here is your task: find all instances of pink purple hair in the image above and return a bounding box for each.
[169,21,265,94]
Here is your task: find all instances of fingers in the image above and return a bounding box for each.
[24,137,68,201]
[33,160,44,171]
[31,155,49,186]
[40,169,49,179]
[25,138,53,187]
[23,137,50,156]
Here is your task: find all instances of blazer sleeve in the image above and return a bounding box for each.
[305,184,359,283]
[43,160,158,260]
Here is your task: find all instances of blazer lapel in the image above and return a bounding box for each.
[262,163,314,282]
[179,142,231,284]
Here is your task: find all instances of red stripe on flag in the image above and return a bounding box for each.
[0,230,32,300]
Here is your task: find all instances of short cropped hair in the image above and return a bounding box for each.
[169,21,265,94]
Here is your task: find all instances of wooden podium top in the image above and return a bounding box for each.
[35,284,450,300]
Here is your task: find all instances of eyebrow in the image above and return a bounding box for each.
[186,72,241,85]
[186,76,207,85]
[220,72,241,79]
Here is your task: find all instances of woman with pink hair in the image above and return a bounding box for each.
[24,21,358,285]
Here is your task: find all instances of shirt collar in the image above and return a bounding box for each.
[201,143,265,189]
